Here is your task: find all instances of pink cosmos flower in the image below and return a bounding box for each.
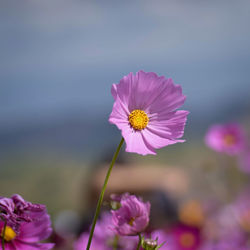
[0,195,54,250]
[0,194,48,233]
[109,70,189,155]
[205,123,246,155]
[111,193,150,236]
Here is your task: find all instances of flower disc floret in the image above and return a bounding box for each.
[1,226,16,242]
[129,109,149,130]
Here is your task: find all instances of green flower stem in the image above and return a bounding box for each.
[1,220,7,250]
[136,233,142,250]
[86,137,124,250]
[112,235,119,250]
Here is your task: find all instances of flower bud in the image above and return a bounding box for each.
[142,238,158,250]
[110,200,121,210]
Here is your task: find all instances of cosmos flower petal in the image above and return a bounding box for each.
[111,73,133,106]
[145,80,186,113]
[134,216,150,232]
[109,114,129,132]
[149,110,189,139]
[111,83,118,100]
[142,129,183,149]
[3,243,17,250]
[109,96,129,119]
[0,197,15,213]
[122,128,156,155]
[13,240,54,250]
[129,71,166,111]
[18,213,52,242]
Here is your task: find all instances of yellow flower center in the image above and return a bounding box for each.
[223,134,235,146]
[1,226,17,242]
[128,110,149,130]
[128,217,135,226]
[179,232,195,248]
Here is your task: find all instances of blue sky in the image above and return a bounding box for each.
[1,0,250,131]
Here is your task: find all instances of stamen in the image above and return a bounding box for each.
[1,226,17,242]
[128,217,135,226]
[129,110,149,130]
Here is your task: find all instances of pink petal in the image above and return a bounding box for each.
[142,128,183,149]
[122,127,156,155]
[3,242,17,250]
[111,73,134,109]
[148,80,186,114]
[149,110,189,139]
[113,71,169,112]
[18,213,52,242]
[14,240,54,250]
[109,98,129,127]
[129,71,166,111]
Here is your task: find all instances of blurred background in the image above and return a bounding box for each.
[1,0,250,248]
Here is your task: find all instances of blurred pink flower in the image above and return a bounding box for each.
[171,225,201,250]
[201,240,247,250]
[111,193,150,236]
[234,192,250,234]
[150,225,201,250]
[201,191,250,250]
[109,70,189,155]
[205,123,246,155]
[74,212,137,250]
[0,195,53,250]
[200,212,247,250]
